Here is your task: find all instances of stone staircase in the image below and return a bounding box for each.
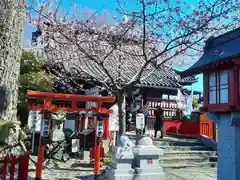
[154,135,217,169]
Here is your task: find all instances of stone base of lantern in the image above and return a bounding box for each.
[134,167,165,180]
[132,136,165,180]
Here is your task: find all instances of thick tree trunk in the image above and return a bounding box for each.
[117,92,126,137]
[0,0,24,121]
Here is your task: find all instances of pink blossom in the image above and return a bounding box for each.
[178,19,184,26]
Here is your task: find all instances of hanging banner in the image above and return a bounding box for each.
[184,88,193,116]
[96,120,104,137]
[176,89,186,114]
[109,104,119,131]
[41,119,50,137]
[28,111,42,132]
[136,113,145,130]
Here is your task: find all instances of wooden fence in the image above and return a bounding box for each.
[0,152,29,180]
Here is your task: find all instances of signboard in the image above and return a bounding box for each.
[71,139,80,153]
[28,111,42,132]
[41,119,50,137]
[96,120,104,137]
[136,113,145,130]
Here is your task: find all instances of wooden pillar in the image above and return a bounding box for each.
[94,102,101,177]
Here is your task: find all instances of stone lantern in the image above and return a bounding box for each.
[181,27,240,180]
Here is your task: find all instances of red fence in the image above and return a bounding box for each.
[147,117,214,139]
[0,152,29,180]
[163,120,200,138]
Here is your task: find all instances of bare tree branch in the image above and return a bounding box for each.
[26,0,240,136]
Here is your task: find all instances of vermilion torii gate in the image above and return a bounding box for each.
[27,90,115,180]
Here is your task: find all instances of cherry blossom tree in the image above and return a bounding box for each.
[26,0,240,137]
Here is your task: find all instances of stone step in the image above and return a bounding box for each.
[159,156,215,164]
[156,145,213,151]
[161,150,217,157]
[161,161,217,169]
[155,136,199,143]
[155,140,202,146]
[209,156,218,162]
[128,134,199,143]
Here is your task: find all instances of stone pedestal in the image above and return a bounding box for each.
[132,136,165,180]
[207,112,240,180]
[80,150,90,162]
[105,146,135,180]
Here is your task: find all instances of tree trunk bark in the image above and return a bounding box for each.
[0,0,24,121]
[117,92,126,137]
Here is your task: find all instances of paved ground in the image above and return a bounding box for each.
[164,167,217,180]
[27,133,217,179]
[27,167,217,180]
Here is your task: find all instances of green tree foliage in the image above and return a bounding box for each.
[18,51,53,125]
[192,97,199,109]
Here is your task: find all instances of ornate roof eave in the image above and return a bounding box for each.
[181,59,235,77]
[179,76,199,85]
[180,27,240,77]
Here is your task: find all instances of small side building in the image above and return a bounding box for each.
[181,27,240,180]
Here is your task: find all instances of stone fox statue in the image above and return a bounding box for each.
[154,107,164,138]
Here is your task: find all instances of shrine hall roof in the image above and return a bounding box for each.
[34,27,197,89]
[48,56,182,89]
[181,27,240,77]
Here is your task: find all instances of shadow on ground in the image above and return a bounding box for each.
[75,175,96,180]
[71,162,94,168]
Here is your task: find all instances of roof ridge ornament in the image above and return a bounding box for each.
[203,36,215,52]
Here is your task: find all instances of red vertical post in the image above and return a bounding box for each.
[23,152,30,180]
[35,136,44,180]
[18,155,24,179]
[94,102,101,177]
[203,73,209,107]
[9,156,16,180]
[35,98,50,180]
[1,158,8,180]
[103,117,110,140]
[18,152,29,180]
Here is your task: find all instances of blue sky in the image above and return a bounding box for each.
[24,0,203,92]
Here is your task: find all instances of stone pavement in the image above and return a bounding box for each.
[164,167,217,180]
[27,133,217,179]
[27,167,217,180]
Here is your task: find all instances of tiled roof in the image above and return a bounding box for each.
[181,27,240,76]
[34,27,198,89]
[42,31,182,89]
[179,76,198,85]
[47,52,181,89]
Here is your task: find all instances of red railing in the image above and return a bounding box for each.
[0,152,29,180]
[200,121,214,140]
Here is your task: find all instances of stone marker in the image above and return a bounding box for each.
[105,136,135,180]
